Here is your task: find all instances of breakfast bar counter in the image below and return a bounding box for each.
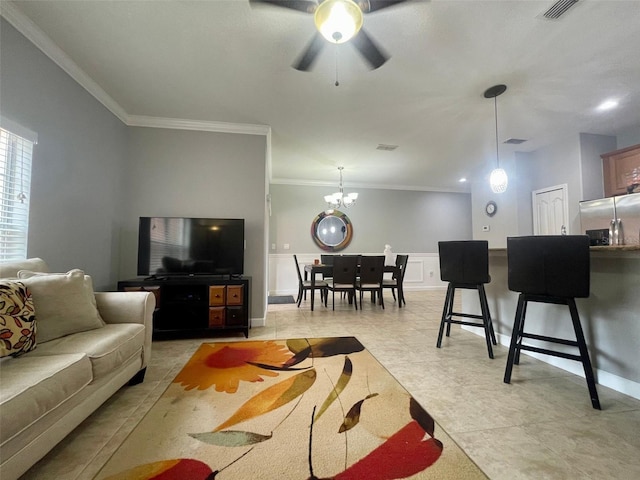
[461,245,640,400]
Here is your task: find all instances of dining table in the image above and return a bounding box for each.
[304,262,399,311]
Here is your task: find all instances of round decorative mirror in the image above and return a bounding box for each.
[311,210,353,252]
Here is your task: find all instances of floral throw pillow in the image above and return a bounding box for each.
[0,281,36,358]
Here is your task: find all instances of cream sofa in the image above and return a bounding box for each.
[0,258,155,480]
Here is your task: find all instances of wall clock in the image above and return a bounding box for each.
[485,201,497,217]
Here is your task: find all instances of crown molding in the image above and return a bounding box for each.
[126,115,270,136]
[1,1,129,124]
[270,177,469,193]
[1,2,273,138]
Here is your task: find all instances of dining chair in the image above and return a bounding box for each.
[355,255,385,309]
[382,254,409,307]
[320,254,335,283]
[436,241,497,358]
[320,254,335,266]
[503,235,600,409]
[293,255,327,308]
[326,255,358,310]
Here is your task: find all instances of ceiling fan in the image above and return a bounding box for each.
[250,0,409,71]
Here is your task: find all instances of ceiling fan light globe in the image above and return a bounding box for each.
[489,168,508,193]
[315,0,363,44]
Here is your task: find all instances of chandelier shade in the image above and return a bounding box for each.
[325,167,358,209]
[314,0,364,44]
[484,84,509,194]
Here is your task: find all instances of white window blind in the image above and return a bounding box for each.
[0,125,34,260]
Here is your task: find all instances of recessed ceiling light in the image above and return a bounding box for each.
[459,177,467,183]
[597,99,619,111]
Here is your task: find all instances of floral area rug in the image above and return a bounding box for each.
[94,337,487,479]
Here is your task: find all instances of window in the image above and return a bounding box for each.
[0,121,36,260]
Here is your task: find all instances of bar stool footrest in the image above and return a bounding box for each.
[517,344,583,362]
[444,318,488,329]
[520,332,579,348]
[449,312,485,320]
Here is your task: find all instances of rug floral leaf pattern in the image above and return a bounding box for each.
[96,337,487,479]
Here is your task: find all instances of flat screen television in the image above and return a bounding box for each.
[137,217,244,277]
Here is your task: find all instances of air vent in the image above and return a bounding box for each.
[376,144,398,151]
[503,138,527,145]
[543,0,579,19]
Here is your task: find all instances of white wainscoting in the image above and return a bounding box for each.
[268,253,447,296]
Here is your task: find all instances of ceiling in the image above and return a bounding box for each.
[3,0,640,192]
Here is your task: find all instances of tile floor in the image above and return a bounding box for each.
[20,290,640,479]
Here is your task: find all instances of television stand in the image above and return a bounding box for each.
[118,275,251,338]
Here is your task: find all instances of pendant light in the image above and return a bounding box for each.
[484,84,508,193]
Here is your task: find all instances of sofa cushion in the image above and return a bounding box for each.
[0,281,37,358]
[0,353,92,446]
[18,269,105,324]
[16,270,104,343]
[0,258,49,279]
[27,323,145,382]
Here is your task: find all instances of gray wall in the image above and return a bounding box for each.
[472,130,640,241]
[1,19,269,321]
[526,137,584,234]
[617,126,640,149]
[0,19,128,289]
[579,133,617,201]
[122,128,267,319]
[270,184,472,254]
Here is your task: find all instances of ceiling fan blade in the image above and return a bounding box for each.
[351,28,388,69]
[249,0,318,14]
[293,33,326,71]
[357,0,408,13]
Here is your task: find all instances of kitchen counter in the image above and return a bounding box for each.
[490,245,640,258]
[589,244,640,252]
[489,245,640,252]
[462,246,640,400]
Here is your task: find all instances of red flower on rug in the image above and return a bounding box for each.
[173,341,294,393]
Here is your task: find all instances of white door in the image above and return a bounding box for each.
[533,184,569,235]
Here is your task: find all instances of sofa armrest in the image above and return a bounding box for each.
[94,291,155,368]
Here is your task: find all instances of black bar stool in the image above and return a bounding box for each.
[436,241,497,358]
[503,235,601,410]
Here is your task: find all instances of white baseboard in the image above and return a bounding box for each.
[463,326,640,401]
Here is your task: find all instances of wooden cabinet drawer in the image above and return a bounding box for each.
[226,285,244,306]
[209,286,226,306]
[226,306,245,326]
[209,307,225,327]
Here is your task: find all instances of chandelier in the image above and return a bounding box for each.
[484,84,509,193]
[324,166,358,209]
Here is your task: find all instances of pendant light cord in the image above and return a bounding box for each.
[334,44,340,87]
[494,96,500,169]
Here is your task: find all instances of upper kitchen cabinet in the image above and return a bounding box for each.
[602,144,640,197]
